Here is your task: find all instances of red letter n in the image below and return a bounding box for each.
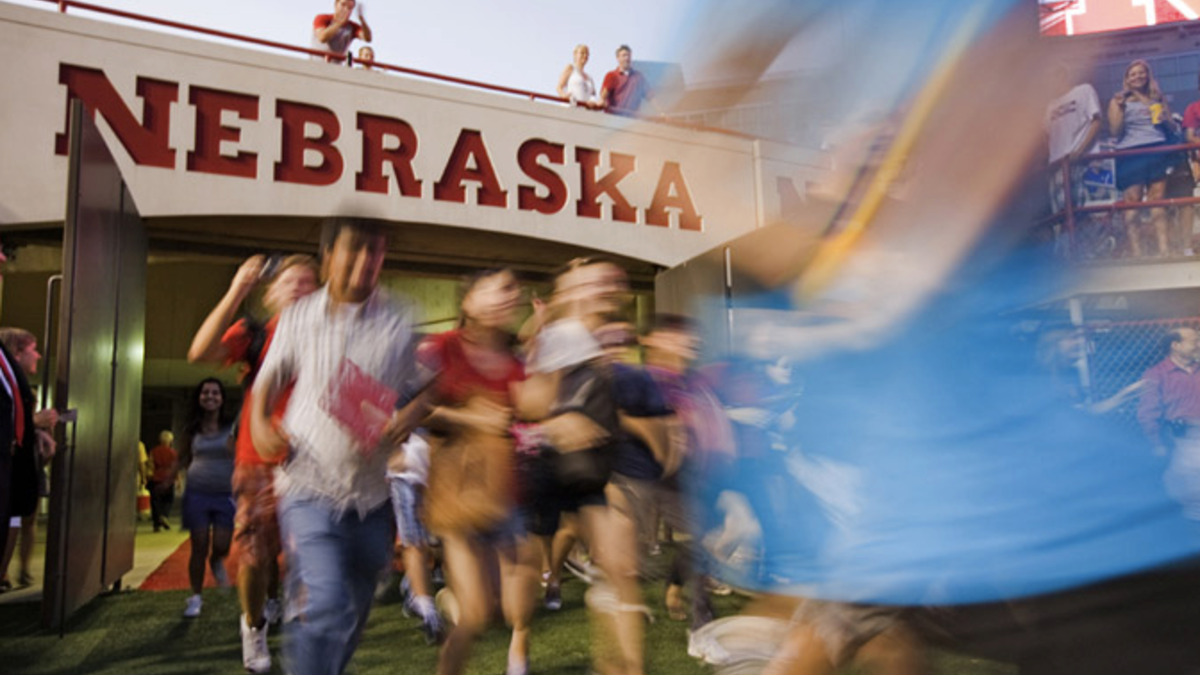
[55,64,177,167]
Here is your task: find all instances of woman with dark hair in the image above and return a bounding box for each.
[1108,59,1178,257]
[179,376,236,619]
[420,268,537,675]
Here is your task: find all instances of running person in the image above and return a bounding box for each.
[188,254,319,672]
[422,268,538,675]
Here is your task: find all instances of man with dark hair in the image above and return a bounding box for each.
[250,217,421,675]
[599,44,658,116]
[1137,327,1200,456]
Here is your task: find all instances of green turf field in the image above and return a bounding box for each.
[0,578,1014,675]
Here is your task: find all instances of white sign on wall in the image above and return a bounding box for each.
[0,3,819,267]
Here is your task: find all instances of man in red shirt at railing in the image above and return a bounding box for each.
[312,0,372,62]
[600,44,660,117]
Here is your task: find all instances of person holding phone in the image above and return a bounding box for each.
[312,0,371,62]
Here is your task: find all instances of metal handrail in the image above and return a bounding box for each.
[1047,141,1200,259]
[34,0,574,100]
[32,0,762,140]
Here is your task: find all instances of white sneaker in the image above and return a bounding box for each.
[263,597,283,625]
[240,615,271,674]
[183,594,203,618]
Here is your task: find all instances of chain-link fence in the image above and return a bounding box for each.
[1084,316,1200,428]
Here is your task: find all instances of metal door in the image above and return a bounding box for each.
[42,101,146,629]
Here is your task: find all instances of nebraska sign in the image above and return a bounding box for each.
[0,3,818,266]
[55,64,703,231]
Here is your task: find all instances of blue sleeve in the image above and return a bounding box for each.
[613,364,672,416]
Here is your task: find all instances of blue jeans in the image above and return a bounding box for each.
[278,495,395,675]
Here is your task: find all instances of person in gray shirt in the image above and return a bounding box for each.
[179,377,236,619]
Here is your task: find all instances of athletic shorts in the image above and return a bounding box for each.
[388,476,431,548]
[233,464,281,568]
[181,489,236,532]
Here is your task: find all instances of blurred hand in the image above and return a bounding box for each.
[541,412,607,452]
[252,419,289,461]
[382,395,428,447]
[34,408,59,430]
[231,255,265,297]
[463,397,512,437]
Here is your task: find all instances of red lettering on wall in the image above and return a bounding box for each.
[186,86,258,178]
[356,113,422,197]
[55,64,177,167]
[274,100,342,186]
[516,139,566,214]
[575,147,636,223]
[433,129,507,207]
[645,161,702,231]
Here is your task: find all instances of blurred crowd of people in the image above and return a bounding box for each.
[171,217,731,675]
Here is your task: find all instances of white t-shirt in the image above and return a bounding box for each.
[566,66,596,106]
[388,432,430,485]
[1045,84,1101,164]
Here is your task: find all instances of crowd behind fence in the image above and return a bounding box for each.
[1084,316,1200,430]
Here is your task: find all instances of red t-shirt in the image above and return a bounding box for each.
[222,317,292,467]
[1184,101,1200,132]
[150,444,177,483]
[312,14,363,56]
[418,330,525,407]
[602,68,650,115]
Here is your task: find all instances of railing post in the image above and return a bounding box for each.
[58,0,68,13]
[1061,156,1076,260]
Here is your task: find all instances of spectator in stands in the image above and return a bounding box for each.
[312,0,371,62]
[1108,59,1177,257]
[148,430,178,532]
[1044,65,1101,216]
[1137,327,1200,517]
[1164,114,1196,256]
[357,45,375,70]
[0,328,56,590]
[557,44,599,108]
[1136,327,1200,456]
[1178,73,1200,253]
[599,45,660,117]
